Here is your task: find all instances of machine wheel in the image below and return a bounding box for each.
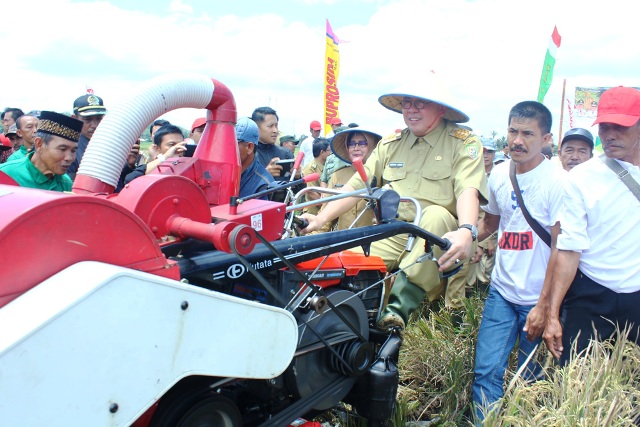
[288,289,370,411]
[150,388,241,427]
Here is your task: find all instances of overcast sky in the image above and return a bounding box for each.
[3,0,638,141]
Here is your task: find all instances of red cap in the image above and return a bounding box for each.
[0,135,11,150]
[593,86,640,127]
[191,117,207,132]
[309,120,321,130]
[329,117,342,125]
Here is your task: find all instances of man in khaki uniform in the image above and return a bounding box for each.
[302,75,488,331]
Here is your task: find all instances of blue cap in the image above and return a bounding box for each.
[493,151,505,164]
[235,117,259,144]
[480,137,497,151]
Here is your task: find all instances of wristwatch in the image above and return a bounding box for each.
[459,224,478,241]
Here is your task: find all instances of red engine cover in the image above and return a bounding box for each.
[295,250,387,287]
[0,185,177,307]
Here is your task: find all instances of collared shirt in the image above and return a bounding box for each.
[302,158,325,215]
[302,158,324,187]
[0,152,72,191]
[240,157,274,199]
[348,120,488,222]
[6,145,28,163]
[323,165,376,231]
[66,134,89,181]
[557,156,640,292]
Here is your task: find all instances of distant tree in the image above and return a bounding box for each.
[496,136,507,149]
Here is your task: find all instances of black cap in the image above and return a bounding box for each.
[37,111,83,142]
[280,135,299,144]
[561,128,594,149]
[73,94,107,116]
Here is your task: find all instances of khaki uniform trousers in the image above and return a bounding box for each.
[373,205,471,309]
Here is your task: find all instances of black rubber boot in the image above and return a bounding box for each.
[378,271,426,330]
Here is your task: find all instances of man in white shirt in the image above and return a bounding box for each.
[472,101,566,423]
[544,86,640,366]
[299,120,322,168]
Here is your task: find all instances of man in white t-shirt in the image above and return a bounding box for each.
[299,120,322,168]
[472,101,566,423]
[544,86,640,366]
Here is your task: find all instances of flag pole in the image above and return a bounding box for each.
[558,78,566,150]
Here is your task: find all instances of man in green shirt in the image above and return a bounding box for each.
[0,111,83,192]
[6,114,39,162]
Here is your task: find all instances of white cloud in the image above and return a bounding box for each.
[169,0,193,14]
[2,0,639,140]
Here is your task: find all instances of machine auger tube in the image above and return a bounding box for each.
[72,73,239,199]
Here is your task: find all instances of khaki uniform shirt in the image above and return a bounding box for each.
[302,158,324,187]
[302,159,325,215]
[348,120,488,222]
[322,166,376,232]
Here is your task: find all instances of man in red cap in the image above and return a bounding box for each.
[190,117,206,144]
[544,86,640,365]
[0,135,12,162]
[1,125,19,163]
[183,117,207,158]
[299,120,322,167]
[329,117,343,135]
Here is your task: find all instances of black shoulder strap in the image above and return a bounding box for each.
[509,161,552,247]
[600,154,640,202]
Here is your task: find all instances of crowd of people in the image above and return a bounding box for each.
[2,81,639,425]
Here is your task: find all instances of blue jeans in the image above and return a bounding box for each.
[472,286,542,423]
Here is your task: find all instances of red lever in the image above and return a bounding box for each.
[352,158,372,195]
[352,158,368,182]
[293,151,305,170]
[302,173,320,183]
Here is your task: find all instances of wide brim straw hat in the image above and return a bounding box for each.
[330,128,382,164]
[378,71,469,123]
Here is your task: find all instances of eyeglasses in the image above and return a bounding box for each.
[347,140,368,148]
[401,98,431,110]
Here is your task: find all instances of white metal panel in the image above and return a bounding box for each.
[0,261,297,426]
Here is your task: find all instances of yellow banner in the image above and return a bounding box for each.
[324,19,341,136]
